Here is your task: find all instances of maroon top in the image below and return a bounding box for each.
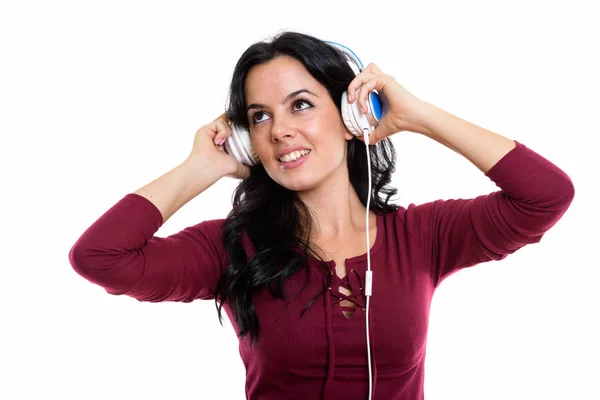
[69,141,574,399]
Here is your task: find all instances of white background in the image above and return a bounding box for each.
[1,1,598,399]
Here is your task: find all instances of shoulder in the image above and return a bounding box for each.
[380,198,465,242]
[189,217,256,257]
[381,201,436,228]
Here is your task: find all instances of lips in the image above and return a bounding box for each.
[278,149,311,162]
[276,149,311,169]
[275,146,311,160]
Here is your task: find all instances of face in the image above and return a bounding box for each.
[244,55,354,192]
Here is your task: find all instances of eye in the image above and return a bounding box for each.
[251,110,269,125]
[249,98,314,126]
[293,98,313,111]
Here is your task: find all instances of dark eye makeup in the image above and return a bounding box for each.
[249,97,314,125]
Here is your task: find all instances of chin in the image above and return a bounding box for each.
[278,178,317,192]
[264,159,342,192]
[267,172,319,192]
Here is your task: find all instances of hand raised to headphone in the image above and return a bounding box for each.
[347,63,427,144]
[189,113,251,180]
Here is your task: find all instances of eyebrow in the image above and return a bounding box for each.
[246,89,318,113]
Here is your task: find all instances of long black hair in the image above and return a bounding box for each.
[214,31,400,346]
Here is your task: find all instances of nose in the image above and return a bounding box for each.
[270,115,297,142]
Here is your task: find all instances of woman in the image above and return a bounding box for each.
[69,31,575,400]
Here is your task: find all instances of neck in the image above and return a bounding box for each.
[294,167,374,242]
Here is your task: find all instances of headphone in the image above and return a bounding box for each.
[223,41,383,166]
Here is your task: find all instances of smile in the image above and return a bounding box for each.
[278,149,311,162]
[277,150,311,169]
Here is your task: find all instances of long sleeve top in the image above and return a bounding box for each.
[69,140,575,400]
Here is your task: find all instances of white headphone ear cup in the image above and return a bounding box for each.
[237,125,260,165]
[226,124,260,166]
[341,91,362,137]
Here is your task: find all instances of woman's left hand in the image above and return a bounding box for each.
[347,63,428,144]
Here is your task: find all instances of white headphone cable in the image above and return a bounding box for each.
[363,128,374,400]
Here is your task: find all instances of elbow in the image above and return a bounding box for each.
[68,241,100,282]
[69,241,87,276]
[550,174,575,217]
[68,240,126,288]
[561,175,575,208]
[68,241,142,296]
[535,174,575,233]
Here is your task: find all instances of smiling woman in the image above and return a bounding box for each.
[68,30,575,400]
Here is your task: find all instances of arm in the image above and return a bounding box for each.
[135,154,230,223]
[403,103,575,285]
[134,113,249,222]
[69,114,247,301]
[348,64,574,283]
[411,101,516,173]
[69,192,229,302]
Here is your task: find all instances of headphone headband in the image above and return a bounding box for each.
[324,40,364,75]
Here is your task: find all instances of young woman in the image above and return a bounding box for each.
[69,31,575,400]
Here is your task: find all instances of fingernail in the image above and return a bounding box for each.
[219,138,227,145]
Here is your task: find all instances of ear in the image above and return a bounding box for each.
[344,129,354,141]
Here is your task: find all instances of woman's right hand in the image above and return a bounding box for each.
[187,113,251,180]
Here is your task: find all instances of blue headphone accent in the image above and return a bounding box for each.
[370,92,383,120]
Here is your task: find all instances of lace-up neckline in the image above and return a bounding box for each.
[328,269,367,318]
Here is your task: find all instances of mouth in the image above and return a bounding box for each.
[278,149,311,163]
[277,149,311,169]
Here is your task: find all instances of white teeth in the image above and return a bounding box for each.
[279,149,310,162]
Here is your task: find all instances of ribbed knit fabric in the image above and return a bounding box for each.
[69,141,574,399]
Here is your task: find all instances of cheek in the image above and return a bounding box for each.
[250,136,269,157]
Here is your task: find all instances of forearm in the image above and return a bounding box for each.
[411,101,516,174]
[134,157,227,223]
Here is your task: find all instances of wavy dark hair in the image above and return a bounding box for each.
[214,31,400,346]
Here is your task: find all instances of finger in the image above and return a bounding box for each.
[368,126,384,145]
[200,118,226,143]
[348,63,384,102]
[355,127,382,145]
[209,113,232,139]
[363,62,384,75]
[356,78,378,114]
[213,118,231,145]
[347,72,377,103]
[238,163,251,179]
[358,76,390,114]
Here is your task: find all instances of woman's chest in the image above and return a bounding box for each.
[242,248,436,374]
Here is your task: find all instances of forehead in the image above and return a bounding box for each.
[244,56,323,102]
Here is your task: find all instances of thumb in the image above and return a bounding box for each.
[237,163,251,179]
[355,126,383,145]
